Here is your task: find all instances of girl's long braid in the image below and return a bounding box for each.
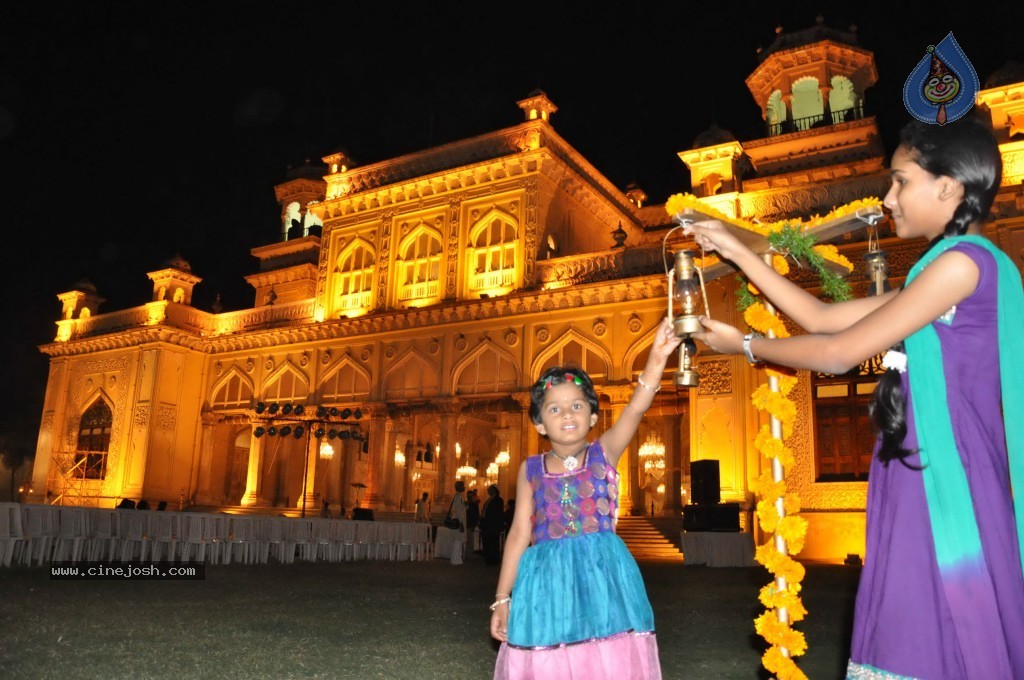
[870,116,1001,466]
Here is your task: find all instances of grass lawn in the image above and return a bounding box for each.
[0,556,859,679]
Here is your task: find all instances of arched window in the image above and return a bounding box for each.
[334,240,375,314]
[791,77,824,131]
[813,356,885,481]
[211,371,254,409]
[75,400,113,479]
[766,90,786,131]
[468,216,517,294]
[829,76,861,124]
[397,227,442,303]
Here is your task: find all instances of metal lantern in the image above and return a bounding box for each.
[668,248,706,388]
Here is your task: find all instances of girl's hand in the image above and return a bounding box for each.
[651,316,683,362]
[490,604,509,642]
[690,316,745,357]
[681,219,747,262]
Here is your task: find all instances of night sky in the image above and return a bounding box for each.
[1,1,1021,456]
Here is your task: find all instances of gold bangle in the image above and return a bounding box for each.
[637,375,661,393]
[489,596,512,611]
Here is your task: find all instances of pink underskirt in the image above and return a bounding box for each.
[494,631,661,679]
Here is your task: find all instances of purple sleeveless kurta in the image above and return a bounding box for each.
[848,244,1024,679]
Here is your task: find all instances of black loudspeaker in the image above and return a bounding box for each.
[352,508,374,521]
[683,502,740,532]
[690,459,721,506]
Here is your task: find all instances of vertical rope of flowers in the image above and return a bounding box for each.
[663,192,873,680]
[745,258,809,680]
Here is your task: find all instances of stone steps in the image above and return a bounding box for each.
[616,515,684,563]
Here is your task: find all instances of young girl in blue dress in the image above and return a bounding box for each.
[490,317,681,679]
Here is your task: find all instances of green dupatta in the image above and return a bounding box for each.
[903,235,1023,570]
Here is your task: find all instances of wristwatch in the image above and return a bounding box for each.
[743,333,762,364]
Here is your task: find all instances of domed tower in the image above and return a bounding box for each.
[147,254,202,306]
[738,16,889,217]
[677,123,747,218]
[746,16,877,137]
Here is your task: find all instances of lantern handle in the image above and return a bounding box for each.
[662,221,712,323]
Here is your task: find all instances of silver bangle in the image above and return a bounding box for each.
[743,333,762,364]
[637,375,661,393]
[489,596,512,611]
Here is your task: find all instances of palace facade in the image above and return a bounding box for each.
[27,23,1024,562]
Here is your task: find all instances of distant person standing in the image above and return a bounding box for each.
[466,488,481,553]
[414,492,431,523]
[480,484,504,565]
[503,498,515,537]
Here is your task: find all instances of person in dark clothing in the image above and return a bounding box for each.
[465,488,481,552]
[480,484,505,565]
[503,498,515,537]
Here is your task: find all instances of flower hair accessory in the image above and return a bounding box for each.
[881,350,907,373]
[544,373,584,389]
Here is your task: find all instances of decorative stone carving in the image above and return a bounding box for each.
[592,318,607,336]
[385,345,396,359]
[155,404,176,431]
[504,329,519,346]
[627,313,643,333]
[321,351,331,365]
[454,334,467,351]
[264,358,274,371]
[215,361,223,375]
[246,359,254,372]
[695,359,732,395]
[134,404,150,427]
[300,352,309,367]
[360,348,371,361]
[429,339,440,354]
[536,327,550,343]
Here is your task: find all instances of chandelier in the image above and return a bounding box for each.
[486,462,499,483]
[456,464,477,480]
[394,444,405,467]
[495,448,510,467]
[639,433,666,478]
[319,441,335,461]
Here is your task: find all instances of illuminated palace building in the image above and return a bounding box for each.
[28,22,1024,562]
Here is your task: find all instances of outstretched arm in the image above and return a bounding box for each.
[691,249,980,374]
[684,219,892,333]
[599,317,682,467]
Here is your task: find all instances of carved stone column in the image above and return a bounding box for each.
[511,392,535,487]
[241,420,270,506]
[436,398,465,509]
[662,406,685,517]
[299,430,319,515]
[380,417,401,510]
[820,84,833,124]
[193,410,218,505]
[362,402,389,509]
[782,92,795,131]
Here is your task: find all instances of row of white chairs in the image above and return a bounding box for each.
[0,503,434,567]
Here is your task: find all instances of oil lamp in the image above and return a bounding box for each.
[668,247,707,388]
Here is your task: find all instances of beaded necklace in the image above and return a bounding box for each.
[546,443,589,472]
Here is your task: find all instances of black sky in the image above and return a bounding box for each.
[1,1,1021,455]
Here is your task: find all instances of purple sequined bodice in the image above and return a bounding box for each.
[527,440,619,544]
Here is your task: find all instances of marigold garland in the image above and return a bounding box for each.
[665,193,880,680]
